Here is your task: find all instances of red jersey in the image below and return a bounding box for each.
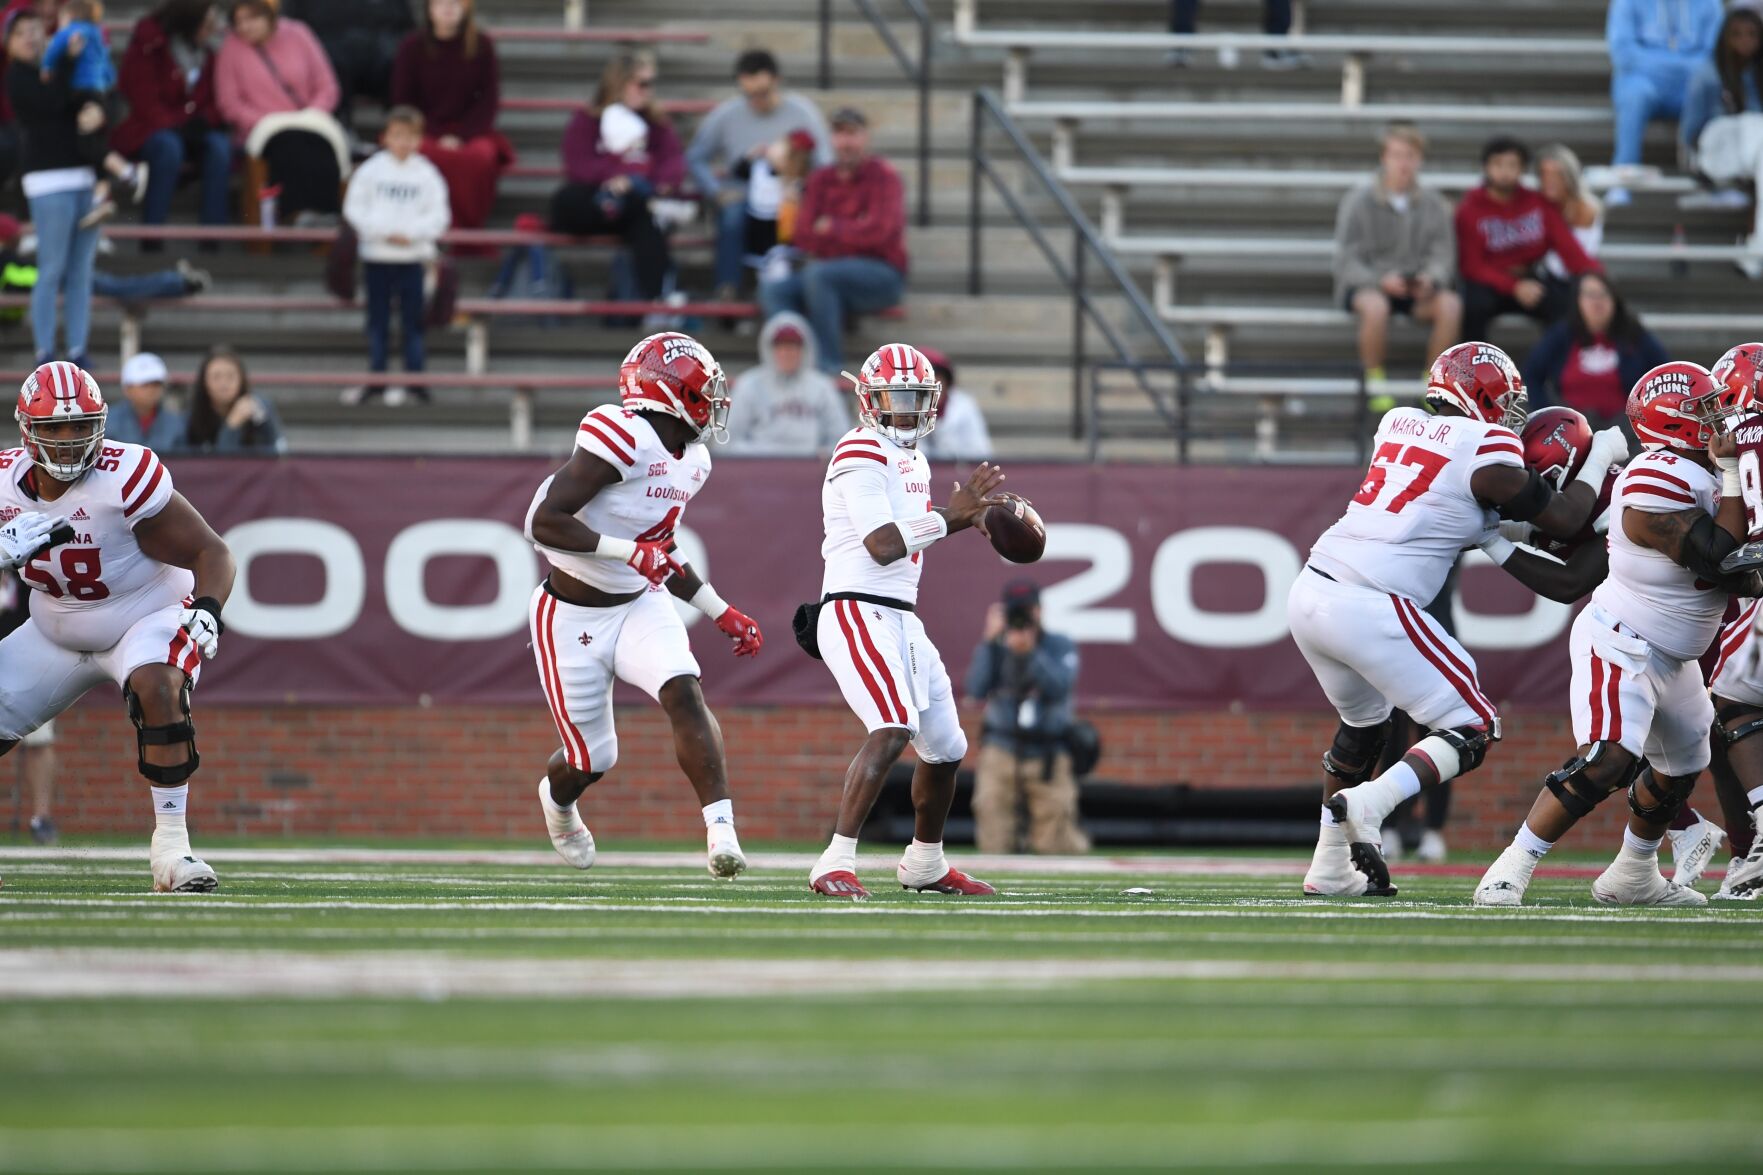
[1455,186,1601,295]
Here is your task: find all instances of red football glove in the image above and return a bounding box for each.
[627,540,675,587]
[715,606,763,657]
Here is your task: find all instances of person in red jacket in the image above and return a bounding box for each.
[113,0,232,233]
[1456,135,1603,342]
[758,106,906,374]
[391,0,512,236]
[547,52,682,302]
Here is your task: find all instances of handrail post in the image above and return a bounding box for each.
[1071,231,1085,440]
[917,7,932,227]
[818,0,832,90]
[968,91,982,297]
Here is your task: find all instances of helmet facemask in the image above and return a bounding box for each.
[1498,386,1530,432]
[848,373,942,448]
[18,409,106,482]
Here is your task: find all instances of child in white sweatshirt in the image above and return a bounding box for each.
[343,107,451,405]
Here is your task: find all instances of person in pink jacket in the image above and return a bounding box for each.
[214,0,344,223]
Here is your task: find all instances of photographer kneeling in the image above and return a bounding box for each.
[965,581,1089,855]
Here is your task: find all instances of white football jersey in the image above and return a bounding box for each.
[821,426,933,604]
[1307,408,1522,604]
[0,442,191,652]
[1594,451,1724,661]
[525,405,711,593]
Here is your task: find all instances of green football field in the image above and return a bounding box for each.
[2,845,1760,1174]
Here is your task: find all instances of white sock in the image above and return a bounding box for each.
[1514,823,1554,860]
[538,779,581,837]
[813,833,859,878]
[150,786,190,858]
[1319,804,1339,826]
[1747,785,1763,809]
[899,838,947,882]
[702,799,734,829]
[1622,828,1663,857]
[1354,762,1423,823]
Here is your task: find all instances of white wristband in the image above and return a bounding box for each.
[894,511,949,555]
[1479,536,1518,566]
[1721,457,1742,498]
[595,536,636,563]
[688,583,729,620]
[1571,458,1609,493]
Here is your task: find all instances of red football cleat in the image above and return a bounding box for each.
[904,868,996,896]
[810,870,870,900]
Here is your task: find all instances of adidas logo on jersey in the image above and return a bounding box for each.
[69,508,89,521]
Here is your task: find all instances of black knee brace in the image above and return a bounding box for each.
[1427,726,1494,775]
[124,677,199,785]
[1715,703,1763,748]
[1322,718,1392,785]
[1627,768,1697,825]
[1543,743,1635,820]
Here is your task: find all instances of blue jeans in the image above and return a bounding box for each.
[138,127,234,226]
[1611,65,1690,167]
[365,261,426,378]
[713,195,747,290]
[93,268,190,301]
[26,184,99,361]
[759,256,905,373]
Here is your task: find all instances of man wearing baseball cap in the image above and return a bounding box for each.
[106,351,187,451]
[757,104,906,374]
[724,310,849,454]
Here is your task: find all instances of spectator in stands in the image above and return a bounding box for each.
[548,53,682,303]
[0,210,212,306]
[6,6,99,366]
[0,565,56,844]
[1605,0,1723,206]
[757,107,905,374]
[723,312,848,454]
[1168,1,1304,70]
[106,350,188,450]
[734,128,815,277]
[280,0,413,127]
[391,0,509,237]
[114,0,232,237]
[1456,136,1601,344]
[1333,121,1461,385]
[1537,144,1603,282]
[967,580,1088,855]
[183,345,286,454]
[687,48,831,302]
[0,1,46,185]
[343,105,449,407]
[215,0,347,226]
[1681,6,1763,273]
[917,346,994,463]
[1523,272,1667,431]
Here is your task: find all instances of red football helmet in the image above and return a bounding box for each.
[618,331,729,444]
[1628,361,1716,451]
[17,361,107,481]
[1690,341,1763,432]
[1521,405,1594,490]
[1424,342,1528,429]
[845,343,943,447]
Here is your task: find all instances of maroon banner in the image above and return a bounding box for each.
[174,457,1570,709]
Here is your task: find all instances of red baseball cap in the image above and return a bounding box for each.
[771,323,805,345]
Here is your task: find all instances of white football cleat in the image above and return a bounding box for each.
[1472,846,1535,908]
[706,820,746,879]
[1593,852,1707,907]
[1303,821,1370,897]
[1668,810,1724,888]
[1323,789,1395,894]
[1715,825,1763,900]
[151,853,218,893]
[539,778,596,870]
[1416,830,1447,864]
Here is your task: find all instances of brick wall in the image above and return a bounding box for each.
[33,701,1630,851]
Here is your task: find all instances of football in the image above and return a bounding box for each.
[986,495,1046,564]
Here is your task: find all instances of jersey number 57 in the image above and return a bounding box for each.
[1352,442,1448,514]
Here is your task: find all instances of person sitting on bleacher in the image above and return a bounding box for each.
[1455,135,1601,345]
[106,351,188,452]
[1167,0,1304,71]
[548,52,682,304]
[113,0,232,237]
[1523,272,1666,433]
[1605,0,1722,206]
[181,345,285,455]
[917,346,994,464]
[722,312,849,456]
[391,0,510,239]
[1333,121,1460,388]
[1681,5,1763,276]
[687,48,831,303]
[757,106,906,376]
[279,0,413,129]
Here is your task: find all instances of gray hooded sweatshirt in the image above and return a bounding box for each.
[725,312,852,455]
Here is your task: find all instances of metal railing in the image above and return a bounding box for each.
[818,0,933,227]
[967,89,1188,458]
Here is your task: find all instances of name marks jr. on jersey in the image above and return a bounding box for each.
[1387,416,1453,444]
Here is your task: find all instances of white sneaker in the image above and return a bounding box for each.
[706,820,746,879]
[539,778,596,869]
[382,386,410,407]
[1715,820,1763,899]
[1592,851,1708,906]
[1668,810,1724,888]
[1323,788,1394,893]
[1473,846,1535,908]
[1416,829,1447,864]
[151,853,218,893]
[1302,822,1369,897]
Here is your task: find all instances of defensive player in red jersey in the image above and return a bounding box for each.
[0,362,235,892]
[523,332,763,879]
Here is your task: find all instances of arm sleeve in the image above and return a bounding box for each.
[561,111,614,187]
[214,40,269,134]
[646,118,687,193]
[1620,461,1704,513]
[342,159,376,235]
[460,40,500,141]
[1467,426,1525,473]
[418,163,452,239]
[802,100,835,166]
[294,23,341,113]
[119,448,175,527]
[833,462,897,543]
[1332,188,1378,293]
[1543,204,1602,276]
[389,36,417,109]
[791,171,827,253]
[1025,638,1078,701]
[965,639,1001,700]
[1423,194,1456,286]
[1681,63,1721,147]
[574,407,639,476]
[830,165,904,254]
[685,104,724,196]
[41,28,68,73]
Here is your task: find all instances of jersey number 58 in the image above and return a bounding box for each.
[23,546,110,601]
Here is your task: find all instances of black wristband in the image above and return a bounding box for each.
[190,596,225,635]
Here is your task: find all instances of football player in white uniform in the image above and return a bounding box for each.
[1475,362,1757,907]
[523,332,763,880]
[1290,343,1620,897]
[805,343,1009,900]
[0,362,235,893]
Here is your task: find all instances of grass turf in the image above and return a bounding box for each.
[1,847,1759,1173]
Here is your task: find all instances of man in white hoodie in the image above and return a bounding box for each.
[723,312,850,455]
[343,106,450,406]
